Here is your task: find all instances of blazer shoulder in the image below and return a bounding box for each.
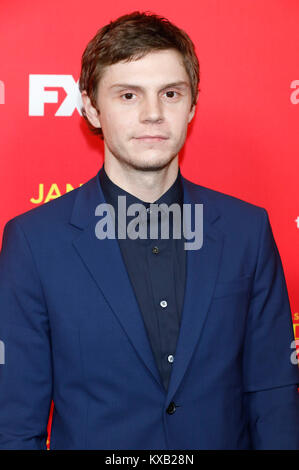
[183,176,267,218]
[4,176,94,232]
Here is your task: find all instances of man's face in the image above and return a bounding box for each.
[82,49,196,171]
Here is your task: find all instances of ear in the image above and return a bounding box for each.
[188,103,196,123]
[81,91,101,128]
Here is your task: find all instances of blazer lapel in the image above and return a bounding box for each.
[70,170,164,390]
[165,176,225,404]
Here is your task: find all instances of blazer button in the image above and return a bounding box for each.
[166,401,176,415]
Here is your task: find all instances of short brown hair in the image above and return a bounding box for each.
[79,11,200,140]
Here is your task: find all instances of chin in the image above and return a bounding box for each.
[130,157,174,172]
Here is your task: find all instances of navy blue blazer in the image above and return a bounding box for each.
[0,168,298,450]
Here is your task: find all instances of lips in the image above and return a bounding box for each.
[134,135,169,142]
[136,135,168,139]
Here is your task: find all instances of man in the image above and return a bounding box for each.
[0,11,298,450]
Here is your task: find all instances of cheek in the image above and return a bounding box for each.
[101,110,126,137]
[109,104,136,127]
[166,106,191,129]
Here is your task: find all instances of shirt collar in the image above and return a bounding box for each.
[98,163,184,212]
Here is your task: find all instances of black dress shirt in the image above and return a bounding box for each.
[98,164,186,391]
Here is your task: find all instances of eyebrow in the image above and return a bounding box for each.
[109,81,190,91]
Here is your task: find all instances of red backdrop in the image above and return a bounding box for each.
[0,0,298,449]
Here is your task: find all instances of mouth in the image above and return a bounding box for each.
[134,136,169,142]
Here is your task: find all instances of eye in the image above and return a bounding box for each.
[121,92,136,101]
[164,90,179,99]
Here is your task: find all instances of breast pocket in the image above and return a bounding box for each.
[212,274,253,299]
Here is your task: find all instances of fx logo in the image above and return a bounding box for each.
[29,74,83,116]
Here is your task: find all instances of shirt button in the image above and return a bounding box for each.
[166,401,176,415]
[160,300,167,308]
[167,355,174,363]
[152,246,159,254]
[146,207,152,214]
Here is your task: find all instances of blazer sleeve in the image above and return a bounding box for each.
[0,218,52,450]
[242,208,299,449]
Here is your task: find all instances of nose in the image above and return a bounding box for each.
[139,94,164,124]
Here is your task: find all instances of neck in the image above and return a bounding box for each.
[103,155,179,203]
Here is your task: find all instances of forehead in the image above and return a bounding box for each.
[98,49,190,89]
